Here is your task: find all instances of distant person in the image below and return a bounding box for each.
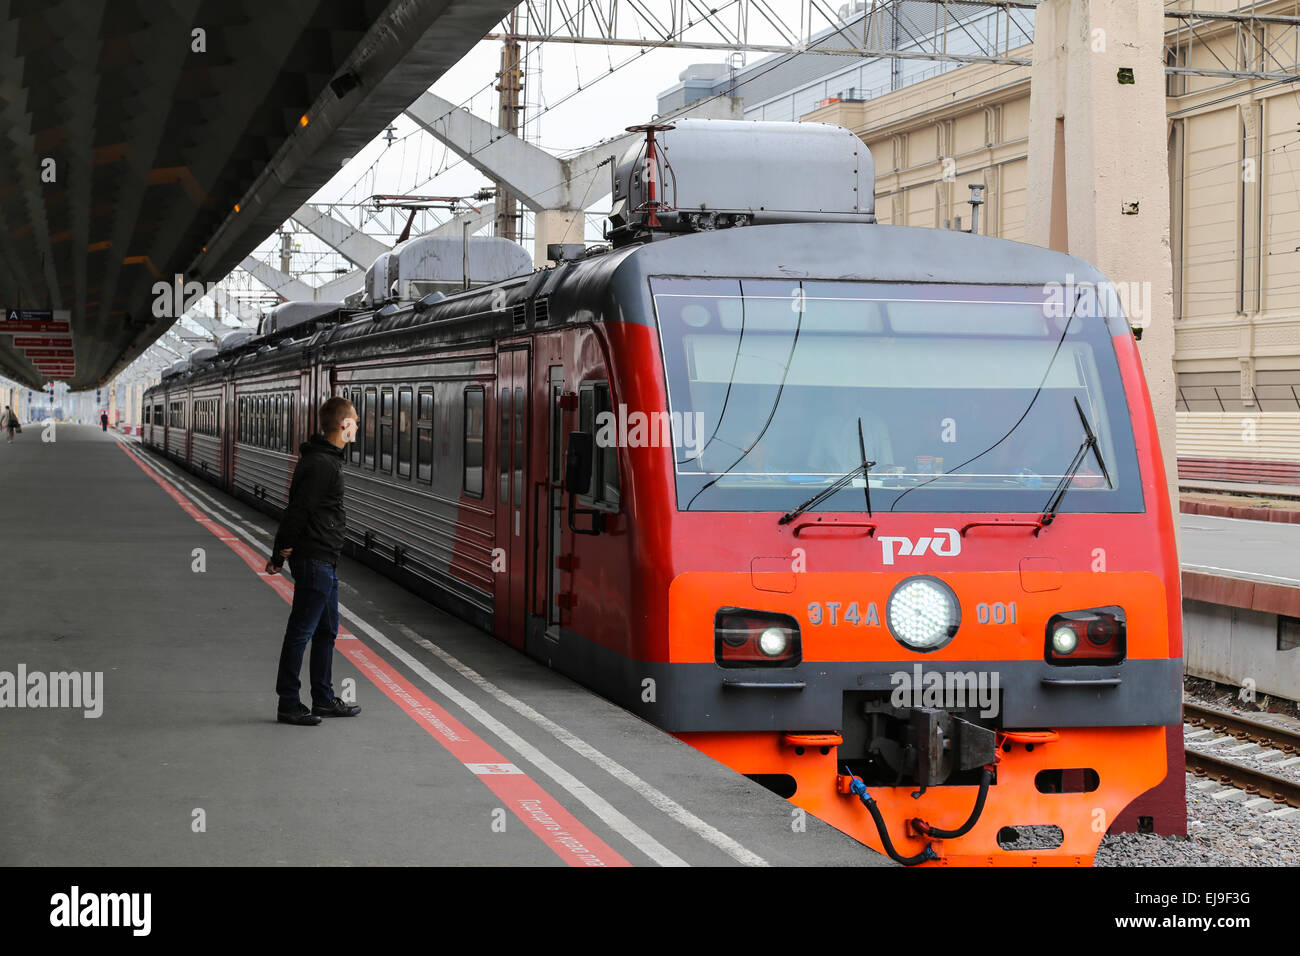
[100,410,108,432]
[265,396,361,726]
[1,405,17,443]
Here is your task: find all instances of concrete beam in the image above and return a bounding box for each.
[317,269,365,300]
[206,287,260,326]
[405,93,569,210]
[239,255,315,302]
[427,203,496,238]
[292,204,391,269]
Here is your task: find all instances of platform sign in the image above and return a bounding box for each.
[2,308,71,333]
[4,308,52,323]
[3,320,70,333]
[22,348,75,358]
[13,336,69,347]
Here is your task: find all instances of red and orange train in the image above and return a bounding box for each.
[144,120,1181,864]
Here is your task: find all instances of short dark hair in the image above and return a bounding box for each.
[320,396,357,433]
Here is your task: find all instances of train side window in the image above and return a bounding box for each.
[398,387,412,479]
[464,386,484,498]
[513,385,525,504]
[417,388,433,484]
[498,387,511,504]
[364,387,376,469]
[284,393,292,449]
[596,384,619,506]
[274,395,282,450]
[380,387,394,473]
[348,388,361,464]
[239,398,246,443]
[577,382,620,510]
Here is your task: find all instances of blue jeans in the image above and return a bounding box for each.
[275,555,339,710]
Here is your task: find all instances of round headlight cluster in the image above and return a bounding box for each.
[1051,625,1079,655]
[886,576,961,652]
[758,627,789,657]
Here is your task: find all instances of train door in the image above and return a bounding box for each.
[493,347,529,648]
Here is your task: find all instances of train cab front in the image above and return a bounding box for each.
[642,274,1183,866]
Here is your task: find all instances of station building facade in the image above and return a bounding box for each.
[666,1,1300,481]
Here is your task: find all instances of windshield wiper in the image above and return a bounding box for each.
[1039,397,1111,527]
[779,417,875,525]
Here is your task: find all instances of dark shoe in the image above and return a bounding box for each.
[312,696,361,718]
[277,703,322,726]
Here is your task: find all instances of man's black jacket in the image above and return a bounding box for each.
[272,434,346,566]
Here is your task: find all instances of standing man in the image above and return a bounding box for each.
[1,405,17,442]
[265,395,362,726]
[100,410,108,432]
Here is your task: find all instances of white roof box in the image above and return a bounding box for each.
[365,251,393,307]
[260,301,342,337]
[166,359,189,377]
[189,346,218,367]
[609,118,875,241]
[377,235,533,304]
[218,329,255,353]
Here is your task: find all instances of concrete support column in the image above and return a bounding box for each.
[1026,0,1183,837]
[533,209,585,265]
[1027,0,1176,500]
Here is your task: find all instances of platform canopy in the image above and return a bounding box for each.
[0,0,516,390]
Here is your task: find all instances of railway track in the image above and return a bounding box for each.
[1183,702,1300,811]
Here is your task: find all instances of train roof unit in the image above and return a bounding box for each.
[218,329,255,353]
[258,300,345,338]
[608,118,875,245]
[188,346,218,368]
[364,235,533,307]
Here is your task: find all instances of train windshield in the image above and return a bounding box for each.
[651,278,1144,515]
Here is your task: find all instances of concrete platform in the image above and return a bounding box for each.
[0,424,887,867]
[1180,513,1300,587]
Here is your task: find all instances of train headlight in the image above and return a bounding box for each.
[714,609,801,667]
[758,627,789,658]
[1051,626,1078,656]
[1045,607,1126,665]
[885,576,961,652]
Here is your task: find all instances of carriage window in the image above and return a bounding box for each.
[464,386,484,497]
[513,386,525,504]
[417,389,433,483]
[380,387,394,473]
[349,388,361,464]
[285,393,293,449]
[273,395,282,449]
[364,387,376,469]
[498,387,511,504]
[398,388,412,478]
[577,382,619,509]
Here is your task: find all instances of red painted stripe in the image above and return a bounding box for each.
[114,440,629,867]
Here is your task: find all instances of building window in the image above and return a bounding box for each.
[464,386,484,497]
[1280,616,1300,652]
